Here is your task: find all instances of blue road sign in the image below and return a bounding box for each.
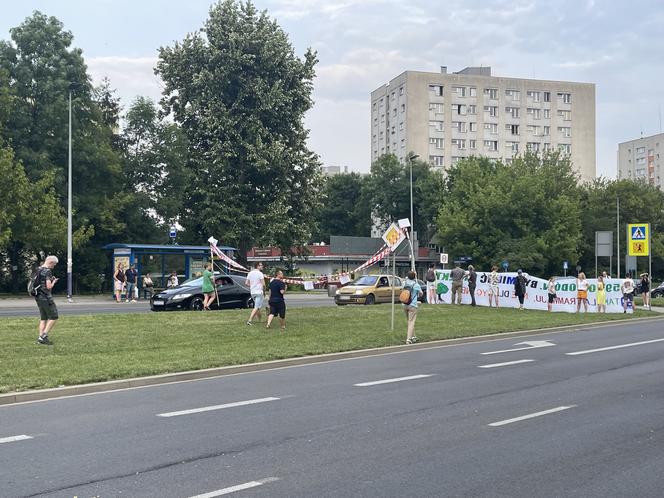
[563,260,568,270]
[169,225,177,238]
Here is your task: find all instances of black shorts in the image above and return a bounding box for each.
[36,297,59,320]
[269,300,286,318]
[548,293,556,303]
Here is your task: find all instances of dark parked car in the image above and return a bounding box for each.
[650,281,664,299]
[150,274,253,311]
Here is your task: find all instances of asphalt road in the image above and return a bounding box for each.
[0,293,337,317]
[2,318,664,497]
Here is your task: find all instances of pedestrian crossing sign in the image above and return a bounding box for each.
[627,223,649,256]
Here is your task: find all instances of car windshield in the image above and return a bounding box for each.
[181,271,223,287]
[353,276,378,286]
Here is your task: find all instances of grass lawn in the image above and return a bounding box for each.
[1,304,658,393]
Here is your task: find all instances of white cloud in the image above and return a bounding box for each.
[86,56,162,107]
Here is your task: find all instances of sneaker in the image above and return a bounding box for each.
[246,321,253,326]
[37,336,52,345]
[406,338,413,345]
[410,336,419,343]
[131,299,137,303]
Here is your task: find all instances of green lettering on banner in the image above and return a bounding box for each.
[588,284,596,292]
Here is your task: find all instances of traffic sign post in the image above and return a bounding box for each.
[627,223,651,287]
[382,223,407,332]
[563,260,568,277]
[501,260,509,271]
[169,225,177,243]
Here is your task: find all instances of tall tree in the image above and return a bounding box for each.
[437,152,582,275]
[314,172,371,243]
[156,0,323,260]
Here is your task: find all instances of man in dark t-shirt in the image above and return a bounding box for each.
[35,255,60,345]
[266,270,287,330]
[125,265,138,302]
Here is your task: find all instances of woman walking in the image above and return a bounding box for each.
[266,271,287,330]
[201,262,216,310]
[576,272,589,313]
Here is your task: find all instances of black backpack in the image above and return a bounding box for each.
[27,268,42,297]
[425,269,436,282]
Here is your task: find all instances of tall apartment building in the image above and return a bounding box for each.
[617,133,664,188]
[370,66,596,180]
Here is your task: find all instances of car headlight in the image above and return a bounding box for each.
[355,289,364,295]
[171,293,192,301]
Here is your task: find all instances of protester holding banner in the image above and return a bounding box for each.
[596,275,606,313]
[514,269,527,310]
[621,273,635,313]
[576,272,589,313]
[450,264,465,305]
[467,265,477,306]
[488,265,500,307]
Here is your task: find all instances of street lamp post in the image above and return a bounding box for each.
[408,153,420,271]
[67,91,73,302]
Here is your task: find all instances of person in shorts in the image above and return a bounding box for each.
[424,263,437,304]
[576,272,589,313]
[35,255,60,345]
[403,270,423,344]
[266,270,287,330]
[113,262,125,302]
[488,265,500,308]
[201,262,216,310]
[245,262,265,324]
[621,273,635,313]
[547,276,556,312]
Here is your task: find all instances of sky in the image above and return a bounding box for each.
[2,0,664,178]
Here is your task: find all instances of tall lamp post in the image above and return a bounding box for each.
[408,153,420,271]
[67,90,73,302]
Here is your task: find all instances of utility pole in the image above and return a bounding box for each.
[67,91,73,302]
[616,196,620,278]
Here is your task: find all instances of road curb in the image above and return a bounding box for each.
[2,315,663,406]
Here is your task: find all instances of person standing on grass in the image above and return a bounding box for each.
[201,262,216,310]
[640,272,651,310]
[246,262,265,325]
[547,276,556,312]
[621,273,635,313]
[466,265,477,306]
[596,275,606,313]
[266,270,287,330]
[576,272,589,313]
[403,270,423,344]
[450,264,465,304]
[425,263,437,304]
[35,255,59,345]
[488,265,500,308]
[514,269,527,310]
[113,263,125,303]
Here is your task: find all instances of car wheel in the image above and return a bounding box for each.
[189,296,205,311]
[365,294,375,305]
[244,296,254,309]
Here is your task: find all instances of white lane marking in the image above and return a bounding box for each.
[189,477,279,497]
[566,338,664,356]
[489,405,576,427]
[354,374,433,387]
[478,359,535,368]
[481,340,556,355]
[157,397,280,417]
[0,435,33,444]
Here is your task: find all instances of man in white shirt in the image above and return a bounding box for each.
[245,262,265,324]
[621,273,635,314]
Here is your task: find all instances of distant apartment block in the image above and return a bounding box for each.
[617,133,664,188]
[370,66,596,180]
[321,165,349,176]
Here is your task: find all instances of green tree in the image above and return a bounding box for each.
[364,154,444,246]
[314,172,371,242]
[156,0,323,261]
[437,152,582,275]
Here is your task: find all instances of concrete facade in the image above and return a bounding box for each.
[371,66,596,180]
[617,132,664,188]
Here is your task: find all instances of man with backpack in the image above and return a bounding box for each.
[31,255,60,345]
[425,263,437,304]
[402,270,423,345]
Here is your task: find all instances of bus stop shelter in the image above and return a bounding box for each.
[103,243,239,288]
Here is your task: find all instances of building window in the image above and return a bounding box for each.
[454,104,467,115]
[527,125,540,135]
[429,102,444,113]
[527,108,541,119]
[558,126,571,138]
[468,104,477,115]
[558,143,571,154]
[527,142,541,152]
[484,140,498,151]
[484,88,498,100]
[636,146,646,154]
[399,122,404,131]
[391,91,396,100]
[392,108,397,117]
[401,104,405,112]
[506,124,519,135]
[484,105,498,117]
[429,120,444,132]
[543,143,551,151]
[469,87,477,97]
[399,86,404,96]
[428,84,444,96]
[505,107,520,118]
[452,138,466,150]
[452,156,464,165]
[452,121,467,133]
[543,125,550,136]
[543,109,551,119]
[401,139,406,148]
[453,86,466,97]
[429,155,444,166]
[527,91,541,102]
[484,123,498,134]
[469,122,477,132]
[429,137,444,149]
[505,89,521,101]
[469,139,476,149]
[636,157,646,165]
[557,92,572,104]
[543,92,551,102]
[557,110,571,121]
[506,141,519,153]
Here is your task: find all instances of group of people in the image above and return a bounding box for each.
[112,263,156,302]
[244,262,287,330]
[426,263,501,308]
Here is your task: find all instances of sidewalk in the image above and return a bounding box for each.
[0,295,142,308]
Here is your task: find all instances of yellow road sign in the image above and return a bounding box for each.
[627,223,649,256]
